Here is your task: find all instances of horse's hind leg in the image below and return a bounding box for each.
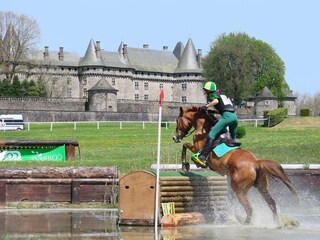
[257,174,280,225]
[235,191,253,224]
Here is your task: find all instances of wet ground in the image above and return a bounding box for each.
[0,207,319,240]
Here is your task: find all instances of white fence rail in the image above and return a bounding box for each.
[20,119,267,131]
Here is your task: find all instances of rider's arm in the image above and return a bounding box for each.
[206,98,219,108]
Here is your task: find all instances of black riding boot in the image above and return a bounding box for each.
[199,137,215,162]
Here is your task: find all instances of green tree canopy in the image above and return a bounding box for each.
[203,32,289,105]
[0,76,47,97]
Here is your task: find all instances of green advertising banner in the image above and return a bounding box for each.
[0,146,66,161]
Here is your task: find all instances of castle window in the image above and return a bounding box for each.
[83,88,88,98]
[144,94,149,100]
[135,81,139,90]
[112,78,115,86]
[182,83,187,91]
[144,82,149,90]
[182,96,187,103]
[67,77,72,85]
[135,94,139,100]
[159,83,163,89]
[67,87,72,98]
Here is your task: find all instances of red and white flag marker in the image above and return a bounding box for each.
[154,90,164,229]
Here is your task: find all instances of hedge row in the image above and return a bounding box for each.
[263,108,288,127]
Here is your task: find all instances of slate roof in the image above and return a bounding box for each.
[125,47,178,73]
[25,38,202,74]
[255,86,277,99]
[89,78,118,92]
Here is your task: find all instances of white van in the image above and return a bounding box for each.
[0,114,25,131]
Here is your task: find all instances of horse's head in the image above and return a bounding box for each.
[173,106,205,143]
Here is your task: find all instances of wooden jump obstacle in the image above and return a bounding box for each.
[0,140,81,161]
[0,167,119,204]
[118,170,228,226]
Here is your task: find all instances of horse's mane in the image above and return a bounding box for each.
[180,106,218,124]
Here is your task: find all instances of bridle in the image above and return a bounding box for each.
[173,116,194,143]
[173,108,218,143]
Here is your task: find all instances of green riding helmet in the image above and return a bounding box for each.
[202,81,217,92]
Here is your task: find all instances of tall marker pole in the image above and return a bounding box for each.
[154,90,164,231]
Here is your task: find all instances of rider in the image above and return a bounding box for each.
[192,81,238,167]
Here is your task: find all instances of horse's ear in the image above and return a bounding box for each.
[191,106,199,112]
[179,107,184,116]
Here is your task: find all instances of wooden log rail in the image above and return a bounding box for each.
[0,140,81,160]
[159,176,229,227]
[0,167,119,204]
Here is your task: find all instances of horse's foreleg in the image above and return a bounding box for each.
[181,142,196,163]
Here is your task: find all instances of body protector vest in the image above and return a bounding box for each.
[207,91,235,113]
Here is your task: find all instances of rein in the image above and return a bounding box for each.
[179,109,215,138]
[184,128,196,137]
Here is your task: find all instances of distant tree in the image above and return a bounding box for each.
[0,76,48,97]
[0,11,40,81]
[203,32,289,105]
[296,91,320,116]
[0,79,10,96]
[11,75,21,96]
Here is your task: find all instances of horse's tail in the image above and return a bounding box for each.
[256,160,300,198]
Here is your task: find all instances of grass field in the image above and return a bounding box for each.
[0,117,319,175]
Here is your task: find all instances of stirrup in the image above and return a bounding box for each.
[191,153,207,168]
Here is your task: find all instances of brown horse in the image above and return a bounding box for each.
[172,106,299,225]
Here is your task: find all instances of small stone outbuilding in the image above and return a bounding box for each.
[87,78,118,112]
[254,86,278,117]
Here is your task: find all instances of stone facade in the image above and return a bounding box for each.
[15,38,206,107]
[1,34,297,120]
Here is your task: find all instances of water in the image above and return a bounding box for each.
[0,207,319,240]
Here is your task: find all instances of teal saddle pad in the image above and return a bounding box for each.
[213,143,240,158]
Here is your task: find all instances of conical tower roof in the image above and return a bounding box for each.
[256,86,277,99]
[79,39,104,66]
[89,78,118,93]
[175,38,201,73]
[173,41,184,59]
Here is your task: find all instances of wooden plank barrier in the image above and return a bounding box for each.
[0,167,119,204]
[118,171,228,226]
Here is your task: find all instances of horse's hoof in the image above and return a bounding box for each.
[182,162,190,171]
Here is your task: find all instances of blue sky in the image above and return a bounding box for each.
[2,0,319,95]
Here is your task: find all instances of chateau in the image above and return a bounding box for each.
[24,38,206,110]
[1,35,297,121]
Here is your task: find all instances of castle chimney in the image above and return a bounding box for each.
[96,41,101,59]
[143,44,149,48]
[58,47,64,61]
[43,46,49,60]
[123,44,128,60]
[197,49,202,67]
